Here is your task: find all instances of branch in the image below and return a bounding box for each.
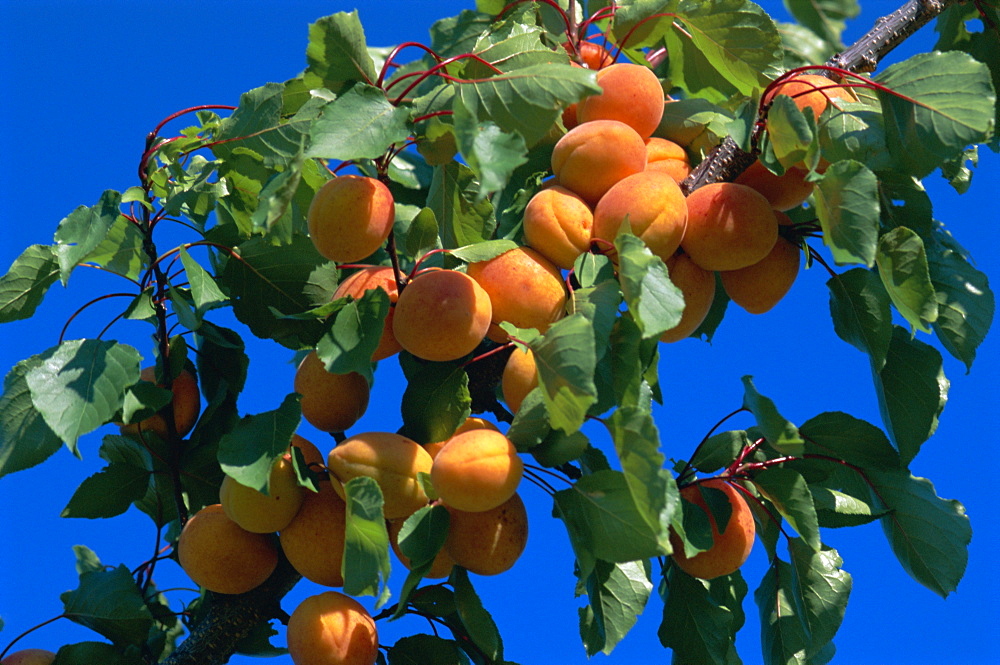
[680,0,959,194]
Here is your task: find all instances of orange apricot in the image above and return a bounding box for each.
[681,182,779,271]
[294,351,370,433]
[425,417,500,459]
[720,236,801,314]
[332,266,402,361]
[287,591,378,665]
[120,366,200,440]
[387,518,455,579]
[220,453,306,534]
[591,170,688,262]
[467,247,567,340]
[645,137,692,183]
[577,63,665,139]
[431,429,523,513]
[522,186,594,269]
[0,650,56,665]
[307,175,395,264]
[292,433,326,469]
[563,40,614,70]
[763,73,857,122]
[279,480,347,587]
[659,254,716,344]
[445,493,529,576]
[391,269,492,362]
[177,504,278,595]
[551,120,647,205]
[669,479,755,580]
[502,347,538,414]
[734,161,814,212]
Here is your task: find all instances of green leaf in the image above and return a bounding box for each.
[532,313,598,434]
[399,360,471,445]
[616,233,684,340]
[248,153,309,244]
[307,84,411,161]
[741,376,804,455]
[871,326,948,466]
[690,430,749,474]
[53,190,123,285]
[391,506,452,619]
[62,437,151,519]
[787,539,852,658]
[214,83,309,168]
[580,559,653,656]
[811,486,887,528]
[179,249,228,316]
[813,160,880,267]
[217,393,301,493]
[785,0,859,46]
[799,412,900,470]
[752,467,821,551]
[316,288,390,382]
[53,641,145,665]
[427,162,496,250]
[448,239,519,264]
[342,476,392,607]
[0,355,63,477]
[505,388,551,452]
[404,208,441,259]
[452,96,528,199]
[26,340,142,455]
[61,563,153,646]
[765,94,818,169]
[531,428,589,467]
[451,568,503,661]
[876,226,938,333]
[869,469,971,597]
[0,245,60,323]
[755,558,810,665]
[659,566,746,665]
[387,634,467,665]
[827,267,893,370]
[305,11,379,93]
[875,51,996,179]
[819,101,893,171]
[466,10,564,74]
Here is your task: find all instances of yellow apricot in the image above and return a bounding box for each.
[431,429,523,513]
[502,347,538,414]
[0,650,56,665]
[467,247,567,341]
[551,120,647,205]
[387,518,456,579]
[592,170,689,262]
[425,418,499,459]
[279,481,347,587]
[522,186,594,270]
[645,137,692,183]
[392,269,492,362]
[659,254,716,344]
[177,504,278,595]
[332,266,402,361]
[734,161,814,212]
[720,236,801,314]
[120,366,200,440]
[669,479,755,580]
[681,182,779,271]
[577,63,665,139]
[764,73,857,121]
[287,591,378,665]
[220,453,306,534]
[294,351,370,433]
[327,432,433,520]
[445,493,529,576]
[307,175,395,264]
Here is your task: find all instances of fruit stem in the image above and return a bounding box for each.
[676,407,749,486]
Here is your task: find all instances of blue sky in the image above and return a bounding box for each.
[1,2,997,664]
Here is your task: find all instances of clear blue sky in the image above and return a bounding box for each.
[1,2,997,664]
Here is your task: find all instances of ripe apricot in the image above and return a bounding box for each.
[279,480,347,587]
[577,63,665,139]
[563,40,614,70]
[522,186,594,270]
[425,417,501,459]
[681,182,779,271]
[431,429,523,513]
[307,175,395,264]
[551,120,647,205]
[659,254,716,344]
[120,366,200,440]
[287,591,378,665]
[220,453,306,534]
[292,433,326,469]
[445,493,528,576]
[294,351,370,433]
[332,266,402,361]
[467,247,567,341]
[327,432,433,520]
[669,479,755,580]
[592,170,688,262]
[720,236,801,314]
[645,137,692,183]
[0,650,56,665]
[177,504,278,595]
[502,347,538,414]
[764,73,857,121]
[387,518,455,579]
[734,161,814,212]
[392,269,492,362]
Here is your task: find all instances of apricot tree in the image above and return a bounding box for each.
[0,1,996,664]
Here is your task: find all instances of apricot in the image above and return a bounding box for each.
[327,432,433,520]
[645,137,692,183]
[120,366,200,440]
[453,416,500,435]
[431,429,523,512]
[720,236,801,314]
[307,175,395,264]
[681,182,779,271]
[467,247,567,340]
[522,186,594,269]
[592,170,688,262]
[502,347,538,414]
[287,591,378,665]
[551,120,647,205]
[563,40,614,70]
[734,161,814,211]
[445,493,528,576]
[669,479,755,580]
[332,266,402,361]
[764,73,857,121]
[294,351,370,433]
[177,504,278,595]
[0,650,55,665]
[220,453,306,533]
[659,254,716,344]
[391,269,492,362]
[387,517,455,579]
[292,433,326,469]
[577,63,665,139]
[279,480,347,587]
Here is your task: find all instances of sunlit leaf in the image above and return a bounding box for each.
[875,226,938,333]
[813,160,879,267]
[580,559,652,656]
[0,245,59,325]
[827,267,893,370]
